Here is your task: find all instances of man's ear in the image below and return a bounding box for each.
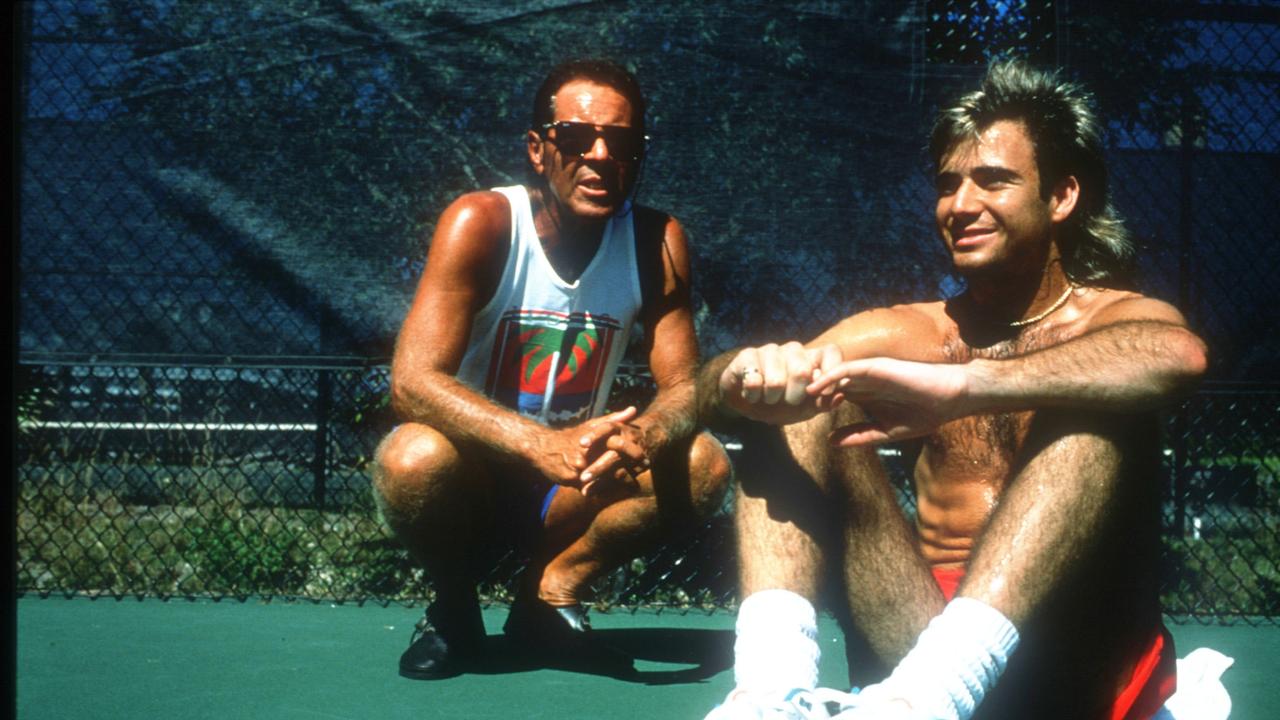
[527,130,546,175]
[1050,175,1080,224]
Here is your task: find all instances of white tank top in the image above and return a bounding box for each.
[455,185,642,426]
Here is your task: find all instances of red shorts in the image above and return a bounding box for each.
[930,567,1177,720]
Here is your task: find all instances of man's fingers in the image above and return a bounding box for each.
[581,432,649,482]
[728,343,818,406]
[580,449,621,483]
[757,343,788,404]
[564,449,588,471]
[829,422,891,447]
[578,406,636,448]
[813,344,844,389]
[783,344,814,405]
[581,467,639,500]
[600,406,638,424]
[578,421,618,449]
[724,348,765,403]
[738,347,768,403]
[808,358,872,394]
[606,433,648,465]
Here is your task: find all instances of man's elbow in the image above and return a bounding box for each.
[387,379,410,419]
[387,371,423,420]
[1167,329,1209,391]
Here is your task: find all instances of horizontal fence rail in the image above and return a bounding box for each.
[15,361,1279,623]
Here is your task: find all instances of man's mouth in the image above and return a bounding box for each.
[577,176,611,197]
[952,227,996,248]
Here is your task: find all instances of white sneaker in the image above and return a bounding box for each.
[823,686,932,720]
[704,688,839,720]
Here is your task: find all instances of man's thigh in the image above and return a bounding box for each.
[977,411,1165,718]
[373,423,552,547]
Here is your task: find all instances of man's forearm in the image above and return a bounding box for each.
[390,370,546,462]
[964,320,1207,415]
[634,377,698,452]
[694,351,738,429]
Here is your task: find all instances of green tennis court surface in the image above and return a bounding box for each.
[17,597,1279,719]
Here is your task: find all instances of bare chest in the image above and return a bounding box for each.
[920,323,1070,488]
[923,410,1035,487]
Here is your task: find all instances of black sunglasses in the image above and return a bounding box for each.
[540,121,648,161]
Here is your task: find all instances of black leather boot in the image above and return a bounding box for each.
[399,591,485,680]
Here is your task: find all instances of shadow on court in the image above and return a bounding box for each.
[465,627,733,684]
[17,597,1279,720]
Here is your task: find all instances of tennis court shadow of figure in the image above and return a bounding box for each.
[467,628,733,685]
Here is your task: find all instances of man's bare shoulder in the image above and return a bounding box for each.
[416,189,517,304]
[439,190,512,239]
[1071,287,1190,329]
[633,203,679,243]
[425,189,513,265]
[813,301,950,360]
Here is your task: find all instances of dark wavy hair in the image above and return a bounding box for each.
[531,58,647,136]
[930,60,1135,287]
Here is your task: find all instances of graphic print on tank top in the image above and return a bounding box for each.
[484,308,623,426]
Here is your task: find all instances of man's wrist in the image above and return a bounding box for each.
[512,422,551,465]
[959,359,1001,415]
[634,410,689,456]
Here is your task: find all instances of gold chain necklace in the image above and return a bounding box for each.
[1008,285,1074,327]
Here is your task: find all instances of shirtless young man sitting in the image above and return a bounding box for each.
[700,61,1207,719]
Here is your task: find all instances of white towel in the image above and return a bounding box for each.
[1153,647,1234,720]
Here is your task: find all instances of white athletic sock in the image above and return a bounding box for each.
[873,596,1019,720]
[732,589,821,693]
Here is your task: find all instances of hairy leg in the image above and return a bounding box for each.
[715,412,849,698]
[371,423,494,594]
[958,411,1162,718]
[536,431,731,605]
[734,413,842,599]
[960,411,1155,624]
[835,429,944,679]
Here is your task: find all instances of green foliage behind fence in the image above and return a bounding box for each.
[17,2,1280,622]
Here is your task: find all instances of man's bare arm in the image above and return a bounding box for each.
[390,192,634,487]
[694,350,739,429]
[815,314,1207,446]
[694,306,937,431]
[631,212,701,447]
[966,318,1207,411]
[578,213,703,481]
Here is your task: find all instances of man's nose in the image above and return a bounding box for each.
[951,179,981,215]
[584,135,610,161]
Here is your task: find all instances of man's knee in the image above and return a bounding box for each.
[688,432,732,516]
[371,423,465,516]
[1026,409,1139,458]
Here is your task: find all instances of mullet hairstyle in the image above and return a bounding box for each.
[929,60,1136,288]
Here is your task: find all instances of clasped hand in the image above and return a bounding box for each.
[719,341,969,445]
[529,406,653,495]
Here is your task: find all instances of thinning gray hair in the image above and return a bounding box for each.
[930,60,1135,288]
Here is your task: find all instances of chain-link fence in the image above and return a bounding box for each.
[17,1,1280,622]
[15,361,738,609]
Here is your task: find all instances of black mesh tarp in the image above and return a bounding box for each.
[17,0,1280,617]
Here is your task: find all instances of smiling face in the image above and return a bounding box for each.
[935,119,1077,282]
[527,79,639,223]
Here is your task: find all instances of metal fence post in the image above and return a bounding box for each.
[314,368,331,510]
[1173,90,1197,538]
